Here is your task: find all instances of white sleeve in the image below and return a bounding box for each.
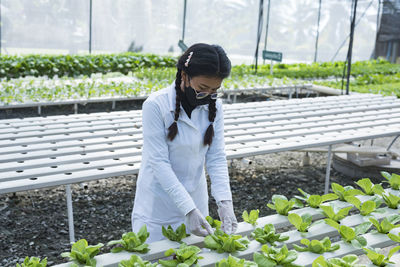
[205,102,233,203]
[142,99,196,216]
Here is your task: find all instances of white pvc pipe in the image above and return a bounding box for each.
[324,145,333,194]
[66,184,75,243]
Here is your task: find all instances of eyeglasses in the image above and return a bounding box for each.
[188,78,221,100]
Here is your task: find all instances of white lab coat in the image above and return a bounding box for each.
[131,83,232,242]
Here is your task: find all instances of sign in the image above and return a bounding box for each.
[178,40,188,51]
[262,50,283,62]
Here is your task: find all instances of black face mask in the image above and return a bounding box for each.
[184,84,211,107]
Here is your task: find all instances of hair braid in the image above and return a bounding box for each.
[204,99,217,145]
[167,70,182,141]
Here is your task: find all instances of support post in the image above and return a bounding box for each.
[324,145,333,194]
[387,135,400,151]
[66,184,75,243]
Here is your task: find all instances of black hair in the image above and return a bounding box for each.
[167,43,231,145]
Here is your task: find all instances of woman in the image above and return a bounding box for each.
[132,43,237,242]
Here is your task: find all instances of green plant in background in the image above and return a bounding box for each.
[331,183,364,201]
[267,194,303,216]
[381,172,400,190]
[369,215,400,234]
[242,209,259,226]
[204,228,250,253]
[295,188,338,208]
[319,204,353,223]
[118,255,157,267]
[206,215,222,229]
[61,239,104,267]
[251,224,289,245]
[215,255,257,267]
[355,178,385,196]
[107,225,150,253]
[363,246,400,266]
[312,254,364,267]
[158,243,203,267]
[288,213,313,233]
[253,244,299,267]
[381,192,400,209]
[16,257,47,267]
[161,224,190,243]
[325,219,371,248]
[293,237,340,254]
[344,196,383,216]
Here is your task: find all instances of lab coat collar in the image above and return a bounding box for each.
[167,82,209,113]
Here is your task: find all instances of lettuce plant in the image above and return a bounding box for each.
[381,192,400,209]
[61,239,104,267]
[267,195,303,216]
[325,219,371,248]
[312,255,364,267]
[293,237,340,254]
[363,246,400,266]
[158,243,203,267]
[253,244,299,267]
[242,209,259,226]
[388,232,400,243]
[369,215,400,234]
[119,255,157,267]
[381,171,400,190]
[216,255,257,267]
[331,183,364,201]
[161,223,190,243]
[108,225,150,253]
[288,213,313,232]
[355,178,385,196]
[206,215,222,229]
[251,224,289,245]
[344,196,383,216]
[204,228,250,253]
[319,204,352,222]
[16,257,47,267]
[295,188,338,208]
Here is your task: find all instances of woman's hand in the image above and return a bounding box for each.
[186,208,214,236]
[217,200,238,234]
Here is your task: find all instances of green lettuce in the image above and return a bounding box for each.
[251,224,289,245]
[242,209,259,226]
[61,239,104,267]
[204,228,250,253]
[293,237,340,254]
[158,243,203,267]
[267,195,303,216]
[295,188,338,208]
[108,225,150,253]
[162,224,190,243]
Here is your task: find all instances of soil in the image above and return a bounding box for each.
[1,99,399,266]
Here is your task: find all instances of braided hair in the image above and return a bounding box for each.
[167,43,231,146]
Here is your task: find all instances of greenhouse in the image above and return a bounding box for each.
[1,0,400,266]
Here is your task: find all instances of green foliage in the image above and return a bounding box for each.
[363,246,400,266]
[206,216,222,229]
[381,172,400,190]
[319,204,352,222]
[355,178,385,196]
[253,244,299,267]
[331,183,364,201]
[251,224,289,245]
[325,219,371,248]
[107,225,150,253]
[312,255,364,267]
[118,255,157,267]
[158,243,203,267]
[161,224,190,243]
[288,213,313,232]
[344,196,383,216]
[295,188,338,208]
[369,215,400,234]
[204,228,250,253]
[242,209,259,226]
[16,257,47,267]
[381,192,400,209]
[293,237,340,254]
[60,239,104,267]
[0,53,177,80]
[388,232,400,243]
[215,255,257,267]
[267,195,303,216]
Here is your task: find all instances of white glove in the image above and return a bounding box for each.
[217,200,238,234]
[186,208,214,237]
